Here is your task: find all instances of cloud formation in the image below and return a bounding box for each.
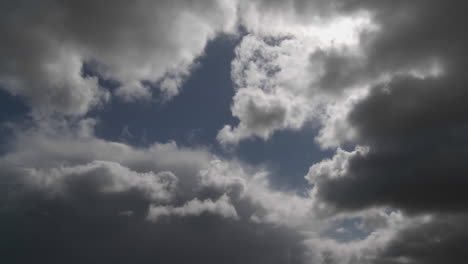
[218,15,371,144]
[1,117,415,263]
[305,0,468,211]
[302,0,468,262]
[0,119,311,263]
[1,0,468,263]
[0,0,237,115]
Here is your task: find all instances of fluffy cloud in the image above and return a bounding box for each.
[218,15,372,144]
[220,0,457,147]
[0,0,237,115]
[17,161,178,202]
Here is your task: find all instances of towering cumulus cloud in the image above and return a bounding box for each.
[0,1,467,263]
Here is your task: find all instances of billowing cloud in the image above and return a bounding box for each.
[0,0,237,115]
[221,0,460,146]
[218,15,372,144]
[305,0,468,214]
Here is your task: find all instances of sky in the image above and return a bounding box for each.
[0,1,467,263]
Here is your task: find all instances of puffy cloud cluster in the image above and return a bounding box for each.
[218,15,372,144]
[220,0,468,262]
[0,0,237,115]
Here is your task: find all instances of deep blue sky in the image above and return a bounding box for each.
[88,34,240,149]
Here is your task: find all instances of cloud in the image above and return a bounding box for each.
[0,117,420,264]
[0,117,315,263]
[221,0,460,147]
[374,214,468,264]
[18,160,178,202]
[218,7,374,145]
[2,1,468,263]
[307,70,468,214]
[224,1,468,262]
[0,0,238,115]
[147,194,239,221]
[1,176,309,264]
[298,1,468,261]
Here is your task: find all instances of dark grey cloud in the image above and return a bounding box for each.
[0,165,308,264]
[309,48,365,93]
[306,0,468,212]
[0,118,313,263]
[313,74,468,213]
[305,0,466,93]
[374,215,468,264]
[302,1,468,262]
